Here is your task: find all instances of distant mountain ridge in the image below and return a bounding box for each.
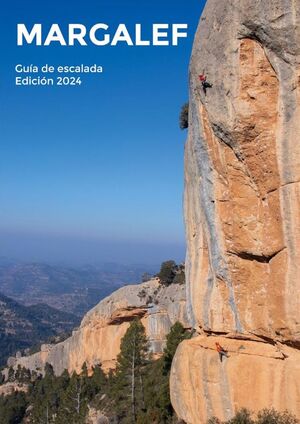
[0,261,157,316]
[0,291,79,366]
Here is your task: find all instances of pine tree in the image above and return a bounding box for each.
[57,369,70,391]
[14,365,22,382]
[0,391,27,424]
[56,372,88,424]
[15,365,31,383]
[44,363,55,378]
[7,366,15,383]
[163,321,190,372]
[81,362,88,378]
[21,366,31,383]
[90,364,107,395]
[0,373,4,385]
[29,363,58,423]
[142,321,191,423]
[111,319,149,423]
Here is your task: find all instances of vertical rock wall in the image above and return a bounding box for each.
[171,1,300,422]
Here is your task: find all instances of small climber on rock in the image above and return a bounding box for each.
[199,74,213,95]
[216,342,229,362]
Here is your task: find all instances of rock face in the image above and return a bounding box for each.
[86,407,109,424]
[171,335,300,422]
[171,0,300,422]
[11,279,188,375]
[0,382,28,397]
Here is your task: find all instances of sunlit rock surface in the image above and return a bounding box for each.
[171,335,300,423]
[11,279,188,375]
[171,0,300,421]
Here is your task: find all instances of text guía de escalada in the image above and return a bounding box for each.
[15,63,104,87]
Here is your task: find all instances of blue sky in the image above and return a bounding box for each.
[0,0,206,265]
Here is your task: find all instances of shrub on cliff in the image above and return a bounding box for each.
[157,260,177,285]
[257,409,298,424]
[173,265,185,285]
[179,102,189,129]
[14,365,31,383]
[207,409,298,424]
[157,261,185,286]
[228,409,254,424]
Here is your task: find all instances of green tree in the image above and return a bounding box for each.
[81,362,88,378]
[142,322,191,423]
[78,361,104,402]
[0,373,4,385]
[157,261,177,285]
[7,367,15,383]
[14,365,22,382]
[90,364,107,395]
[15,365,31,383]
[44,362,55,378]
[111,319,149,423]
[0,391,27,424]
[163,321,190,372]
[56,372,88,424]
[29,362,58,423]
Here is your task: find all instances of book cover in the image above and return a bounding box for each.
[0,0,299,423]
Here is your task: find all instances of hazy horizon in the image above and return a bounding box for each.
[0,229,185,266]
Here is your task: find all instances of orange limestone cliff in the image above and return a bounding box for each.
[171,0,300,422]
[9,279,188,375]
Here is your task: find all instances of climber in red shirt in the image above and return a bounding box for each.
[215,342,229,362]
[199,74,213,95]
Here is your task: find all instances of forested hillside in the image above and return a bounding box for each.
[0,292,79,366]
[0,320,190,423]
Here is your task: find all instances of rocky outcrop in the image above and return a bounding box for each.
[171,0,300,422]
[0,382,28,396]
[86,407,109,424]
[10,279,188,375]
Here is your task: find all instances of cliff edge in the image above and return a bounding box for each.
[171,0,300,422]
[10,279,188,375]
